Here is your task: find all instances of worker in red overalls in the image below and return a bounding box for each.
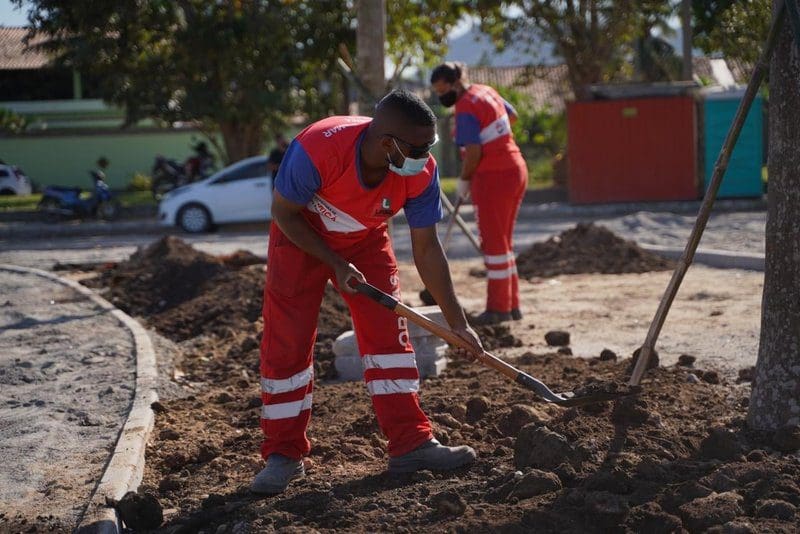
[252,90,483,494]
[431,62,528,325]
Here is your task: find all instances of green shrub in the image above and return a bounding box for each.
[128,173,153,192]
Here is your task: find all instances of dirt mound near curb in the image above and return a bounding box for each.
[516,223,674,278]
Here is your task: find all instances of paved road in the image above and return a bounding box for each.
[0,210,766,269]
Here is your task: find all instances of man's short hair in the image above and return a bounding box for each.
[375,89,436,128]
[430,62,465,85]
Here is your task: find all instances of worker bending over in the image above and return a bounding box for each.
[253,90,483,494]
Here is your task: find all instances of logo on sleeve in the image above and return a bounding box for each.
[375,197,393,216]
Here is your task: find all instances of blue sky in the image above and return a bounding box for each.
[0,0,28,26]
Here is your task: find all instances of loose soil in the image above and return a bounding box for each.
[516,223,674,279]
[25,235,790,533]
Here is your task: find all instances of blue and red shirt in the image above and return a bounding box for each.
[454,84,524,173]
[275,116,442,247]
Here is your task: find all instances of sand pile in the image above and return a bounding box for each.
[516,223,674,279]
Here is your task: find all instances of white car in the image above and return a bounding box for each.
[0,164,33,196]
[158,156,272,233]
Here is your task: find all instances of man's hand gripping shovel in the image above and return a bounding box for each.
[351,279,637,407]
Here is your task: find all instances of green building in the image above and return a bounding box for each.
[0,26,210,189]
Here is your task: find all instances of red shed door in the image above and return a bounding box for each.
[567,96,698,203]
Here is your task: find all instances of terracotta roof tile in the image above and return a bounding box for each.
[468,65,572,112]
[0,26,52,70]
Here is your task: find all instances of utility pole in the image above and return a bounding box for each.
[356,0,386,115]
[681,0,693,80]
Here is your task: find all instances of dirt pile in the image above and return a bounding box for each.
[516,223,674,278]
[66,239,798,533]
[132,343,800,534]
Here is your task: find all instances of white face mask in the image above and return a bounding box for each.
[387,137,436,176]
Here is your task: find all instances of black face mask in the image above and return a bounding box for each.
[438,90,458,108]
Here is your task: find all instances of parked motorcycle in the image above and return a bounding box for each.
[151,142,215,198]
[38,171,120,222]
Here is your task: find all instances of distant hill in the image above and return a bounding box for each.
[444,22,558,67]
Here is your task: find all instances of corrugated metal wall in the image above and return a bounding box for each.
[567,96,699,204]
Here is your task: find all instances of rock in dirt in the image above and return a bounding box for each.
[515,223,674,278]
[544,330,570,347]
[465,396,491,423]
[471,322,523,350]
[755,499,797,520]
[557,347,573,356]
[115,491,163,531]
[429,491,467,516]
[514,424,578,470]
[509,469,562,499]
[629,347,659,371]
[432,413,462,429]
[701,370,721,384]
[737,366,755,383]
[158,428,181,441]
[624,502,683,534]
[699,427,742,461]
[678,354,696,367]
[686,373,701,384]
[499,405,550,436]
[599,349,617,362]
[773,424,800,453]
[678,491,744,532]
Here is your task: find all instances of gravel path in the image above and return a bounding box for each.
[0,268,135,529]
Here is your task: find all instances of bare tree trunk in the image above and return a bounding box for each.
[356,0,385,115]
[747,1,800,431]
[681,0,693,80]
[219,120,265,164]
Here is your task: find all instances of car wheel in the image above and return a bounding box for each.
[0,188,14,196]
[177,203,212,233]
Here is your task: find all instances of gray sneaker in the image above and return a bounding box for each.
[250,454,305,494]
[388,439,476,474]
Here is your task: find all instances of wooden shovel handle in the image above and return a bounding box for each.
[353,281,520,382]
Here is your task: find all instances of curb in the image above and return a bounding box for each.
[640,244,765,271]
[0,219,168,240]
[0,264,159,534]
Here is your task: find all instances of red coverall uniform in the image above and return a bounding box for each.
[260,116,442,460]
[454,84,528,314]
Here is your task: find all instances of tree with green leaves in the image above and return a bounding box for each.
[17,0,353,163]
[476,1,675,99]
[693,0,771,64]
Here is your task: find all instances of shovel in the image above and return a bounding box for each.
[441,197,464,253]
[354,281,634,407]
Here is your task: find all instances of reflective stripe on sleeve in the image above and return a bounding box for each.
[366,378,420,396]
[261,365,313,395]
[362,353,418,370]
[261,393,313,420]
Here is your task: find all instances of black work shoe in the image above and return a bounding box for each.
[388,439,476,474]
[470,310,512,326]
[511,308,523,321]
[250,454,305,494]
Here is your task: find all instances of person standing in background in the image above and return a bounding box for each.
[267,133,290,180]
[430,62,529,326]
